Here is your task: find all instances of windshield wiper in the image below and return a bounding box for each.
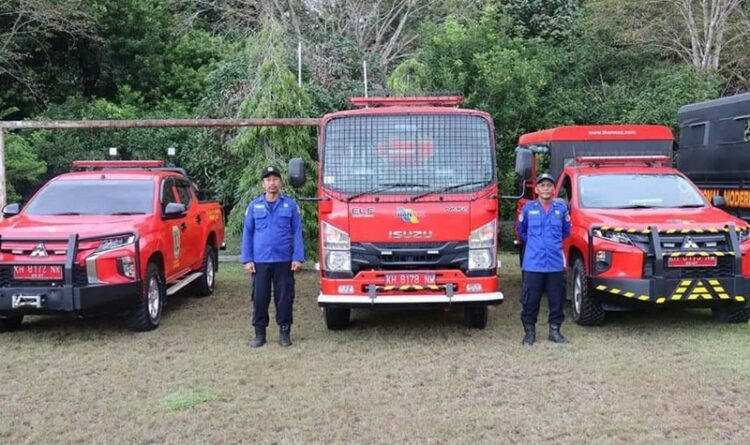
[51,212,81,215]
[110,211,147,215]
[673,204,705,208]
[410,181,488,202]
[614,204,656,209]
[346,183,428,202]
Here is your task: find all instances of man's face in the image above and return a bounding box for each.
[535,180,555,199]
[263,175,282,194]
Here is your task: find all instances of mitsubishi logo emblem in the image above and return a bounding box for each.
[30,242,49,257]
[681,236,699,250]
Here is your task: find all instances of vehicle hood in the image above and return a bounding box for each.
[582,207,747,229]
[0,214,151,240]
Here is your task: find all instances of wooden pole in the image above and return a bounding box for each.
[0,118,320,130]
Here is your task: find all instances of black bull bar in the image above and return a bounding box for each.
[587,225,748,305]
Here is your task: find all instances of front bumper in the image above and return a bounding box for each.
[590,276,748,307]
[0,282,142,315]
[318,291,504,308]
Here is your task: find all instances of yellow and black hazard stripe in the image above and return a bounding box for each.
[665,251,734,257]
[596,226,750,235]
[595,284,654,302]
[379,284,442,292]
[594,280,746,303]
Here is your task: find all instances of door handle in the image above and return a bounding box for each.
[195,215,202,224]
[179,222,187,232]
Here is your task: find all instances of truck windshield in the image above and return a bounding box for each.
[322,114,494,200]
[25,179,154,215]
[578,174,706,209]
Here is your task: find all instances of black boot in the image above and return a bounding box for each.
[250,327,266,348]
[548,324,570,344]
[279,325,292,347]
[522,323,536,346]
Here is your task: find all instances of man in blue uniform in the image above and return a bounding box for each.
[242,166,304,348]
[517,173,571,346]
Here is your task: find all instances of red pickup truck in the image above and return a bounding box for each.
[0,160,224,331]
[514,126,750,325]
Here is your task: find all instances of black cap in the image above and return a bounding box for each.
[536,173,555,185]
[261,166,282,179]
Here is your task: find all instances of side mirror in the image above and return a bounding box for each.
[711,195,727,208]
[515,147,533,182]
[163,202,187,218]
[288,158,306,189]
[2,203,20,218]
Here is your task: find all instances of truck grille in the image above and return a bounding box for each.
[0,265,89,287]
[350,241,468,272]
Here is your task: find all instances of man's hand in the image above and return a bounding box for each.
[291,261,303,272]
[244,262,256,274]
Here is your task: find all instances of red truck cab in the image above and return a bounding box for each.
[0,160,224,331]
[289,97,503,330]
[514,125,750,325]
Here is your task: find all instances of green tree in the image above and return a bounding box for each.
[4,134,46,202]
[219,18,318,258]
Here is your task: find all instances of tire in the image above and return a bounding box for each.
[127,262,164,332]
[711,304,750,323]
[324,307,350,330]
[569,257,606,326]
[464,306,488,329]
[0,314,23,332]
[193,244,216,297]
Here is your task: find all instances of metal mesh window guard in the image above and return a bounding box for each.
[322,114,494,202]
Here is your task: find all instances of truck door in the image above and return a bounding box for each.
[160,176,190,280]
[175,179,202,271]
[558,174,574,264]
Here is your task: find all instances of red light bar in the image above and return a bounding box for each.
[575,155,671,166]
[350,96,464,108]
[72,160,165,169]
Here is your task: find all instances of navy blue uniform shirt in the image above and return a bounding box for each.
[241,194,305,264]
[517,199,571,272]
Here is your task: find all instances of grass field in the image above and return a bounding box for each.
[2,254,750,444]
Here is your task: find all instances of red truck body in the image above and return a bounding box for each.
[514,125,750,325]
[0,161,224,331]
[298,97,503,330]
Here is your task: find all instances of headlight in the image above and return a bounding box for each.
[322,222,350,250]
[469,220,496,249]
[325,251,351,272]
[95,235,135,253]
[469,249,493,270]
[593,229,632,245]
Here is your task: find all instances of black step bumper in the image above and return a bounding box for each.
[590,276,748,308]
[0,282,142,315]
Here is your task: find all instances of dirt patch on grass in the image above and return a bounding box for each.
[2,255,749,444]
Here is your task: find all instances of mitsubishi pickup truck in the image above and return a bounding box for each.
[0,160,224,331]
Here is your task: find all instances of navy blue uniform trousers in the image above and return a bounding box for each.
[521,271,565,326]
[251,262,294,327]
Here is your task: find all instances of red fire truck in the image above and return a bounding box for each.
[0,160,224,331]
[514,125,750,325]
[289,97,503,330]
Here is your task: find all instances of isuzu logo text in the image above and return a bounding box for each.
[388,230,433,239]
